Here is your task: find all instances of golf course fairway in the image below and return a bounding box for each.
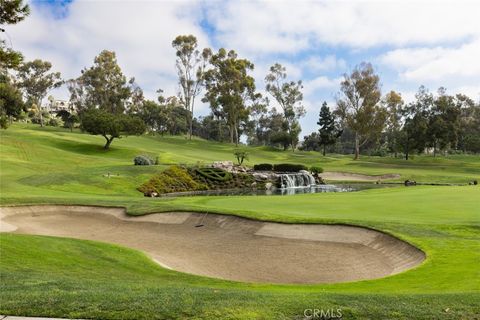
[1,124,479,319]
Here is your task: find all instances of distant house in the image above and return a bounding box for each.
[46,99,76,113]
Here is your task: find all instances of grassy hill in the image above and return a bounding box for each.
[1,123,480,319]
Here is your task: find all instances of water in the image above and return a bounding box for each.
[162,183,396,197]
[279,172,316,188]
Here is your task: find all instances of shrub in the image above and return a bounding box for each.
[273,163,307,172]
[233,149,249,165]
[195,167,232,181]
[0,115,9,129]
[310,166,324,174]
[134,155,154,166]
[253,163,273,171]
[138,165,207,194]
[47,118,60,127]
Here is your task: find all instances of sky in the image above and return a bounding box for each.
[4,0,480,136]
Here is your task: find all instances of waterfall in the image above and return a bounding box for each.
[279,171,316,188]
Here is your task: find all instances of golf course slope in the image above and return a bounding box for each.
[1,205,425,284]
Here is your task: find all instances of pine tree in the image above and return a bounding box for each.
[317,102,342,156]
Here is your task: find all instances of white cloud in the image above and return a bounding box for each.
[7,1,209,104]
[301,55,346,72]
[381,39,480,82]
[206,1,480,55]
[303,76,342,96]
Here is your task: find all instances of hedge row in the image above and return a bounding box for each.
[254,163,323,173]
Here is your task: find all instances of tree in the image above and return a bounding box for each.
[335,63,387,160]
[56,109,78,132]
[456,94,480,153]
[0,0,30,24]
[203,48,256,145]
[68,50,132,114]
[16,59,63,126]
[0,74,24,124]
[80,109,145,149]
[398,86,430,160]
[265,63,305,151]
[383,91,404,157]
[0,0,30,70]
[299,132,320,151]
[233,149,249,165]
[69,50,146,149]
[426,88,460,156]
[172,35,211,139]
[317,101,342,156]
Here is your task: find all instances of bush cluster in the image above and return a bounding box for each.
[273,163,308,172]
[253,163,273,171]
[138,166,207,194]
[309,166,324,174]
[134,155,154,165]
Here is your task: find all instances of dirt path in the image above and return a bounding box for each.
[321,172,401,181]
[0,205,424,284]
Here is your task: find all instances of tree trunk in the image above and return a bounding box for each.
[323,144,326,156]
[405,139,409,160]
[229,125,234,144]
[354,132,360,160]
[103,136,114,150]
[234,125,239,147]
[433,140,437,157]
[39,109,44,127]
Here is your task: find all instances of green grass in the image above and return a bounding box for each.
[1,123,480,319]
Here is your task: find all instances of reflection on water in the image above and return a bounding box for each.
[167,184,396,197]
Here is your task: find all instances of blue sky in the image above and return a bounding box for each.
[7,0,480,135]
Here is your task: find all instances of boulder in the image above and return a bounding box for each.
[265,182,273,190]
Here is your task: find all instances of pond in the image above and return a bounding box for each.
[162,183,399,197]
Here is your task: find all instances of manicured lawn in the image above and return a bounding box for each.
[1,123,479,319]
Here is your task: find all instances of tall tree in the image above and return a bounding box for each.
[0,0,30,70]
[383,91,404,157]
[0,73,23,128]
[69,50,146,149]
[68,50,132,114]
[335,62,387,160]
[456,94,480,153]
[16,59,63,127]
[317,101,342,156]
[172,35,211,139]
[398,86,430,160]
[426,88,460,156]
[265,63,305,151]
[202,48,256,145]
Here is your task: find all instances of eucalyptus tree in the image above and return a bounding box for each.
[16,59,63,126]
[202,48,256,145]
[335,62,387,160]
[172,35,211,139]
[265,63,305,151]
[382,91,404,157]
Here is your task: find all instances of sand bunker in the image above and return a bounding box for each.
[321,172,401,181]
[0,205,424,284]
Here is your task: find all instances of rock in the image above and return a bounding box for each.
[404,180,417,186]
[151,192,158,197]
[253,173,269,180]
[265,182,273,190]
[211,161,234,172]
[251,182,257,188]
